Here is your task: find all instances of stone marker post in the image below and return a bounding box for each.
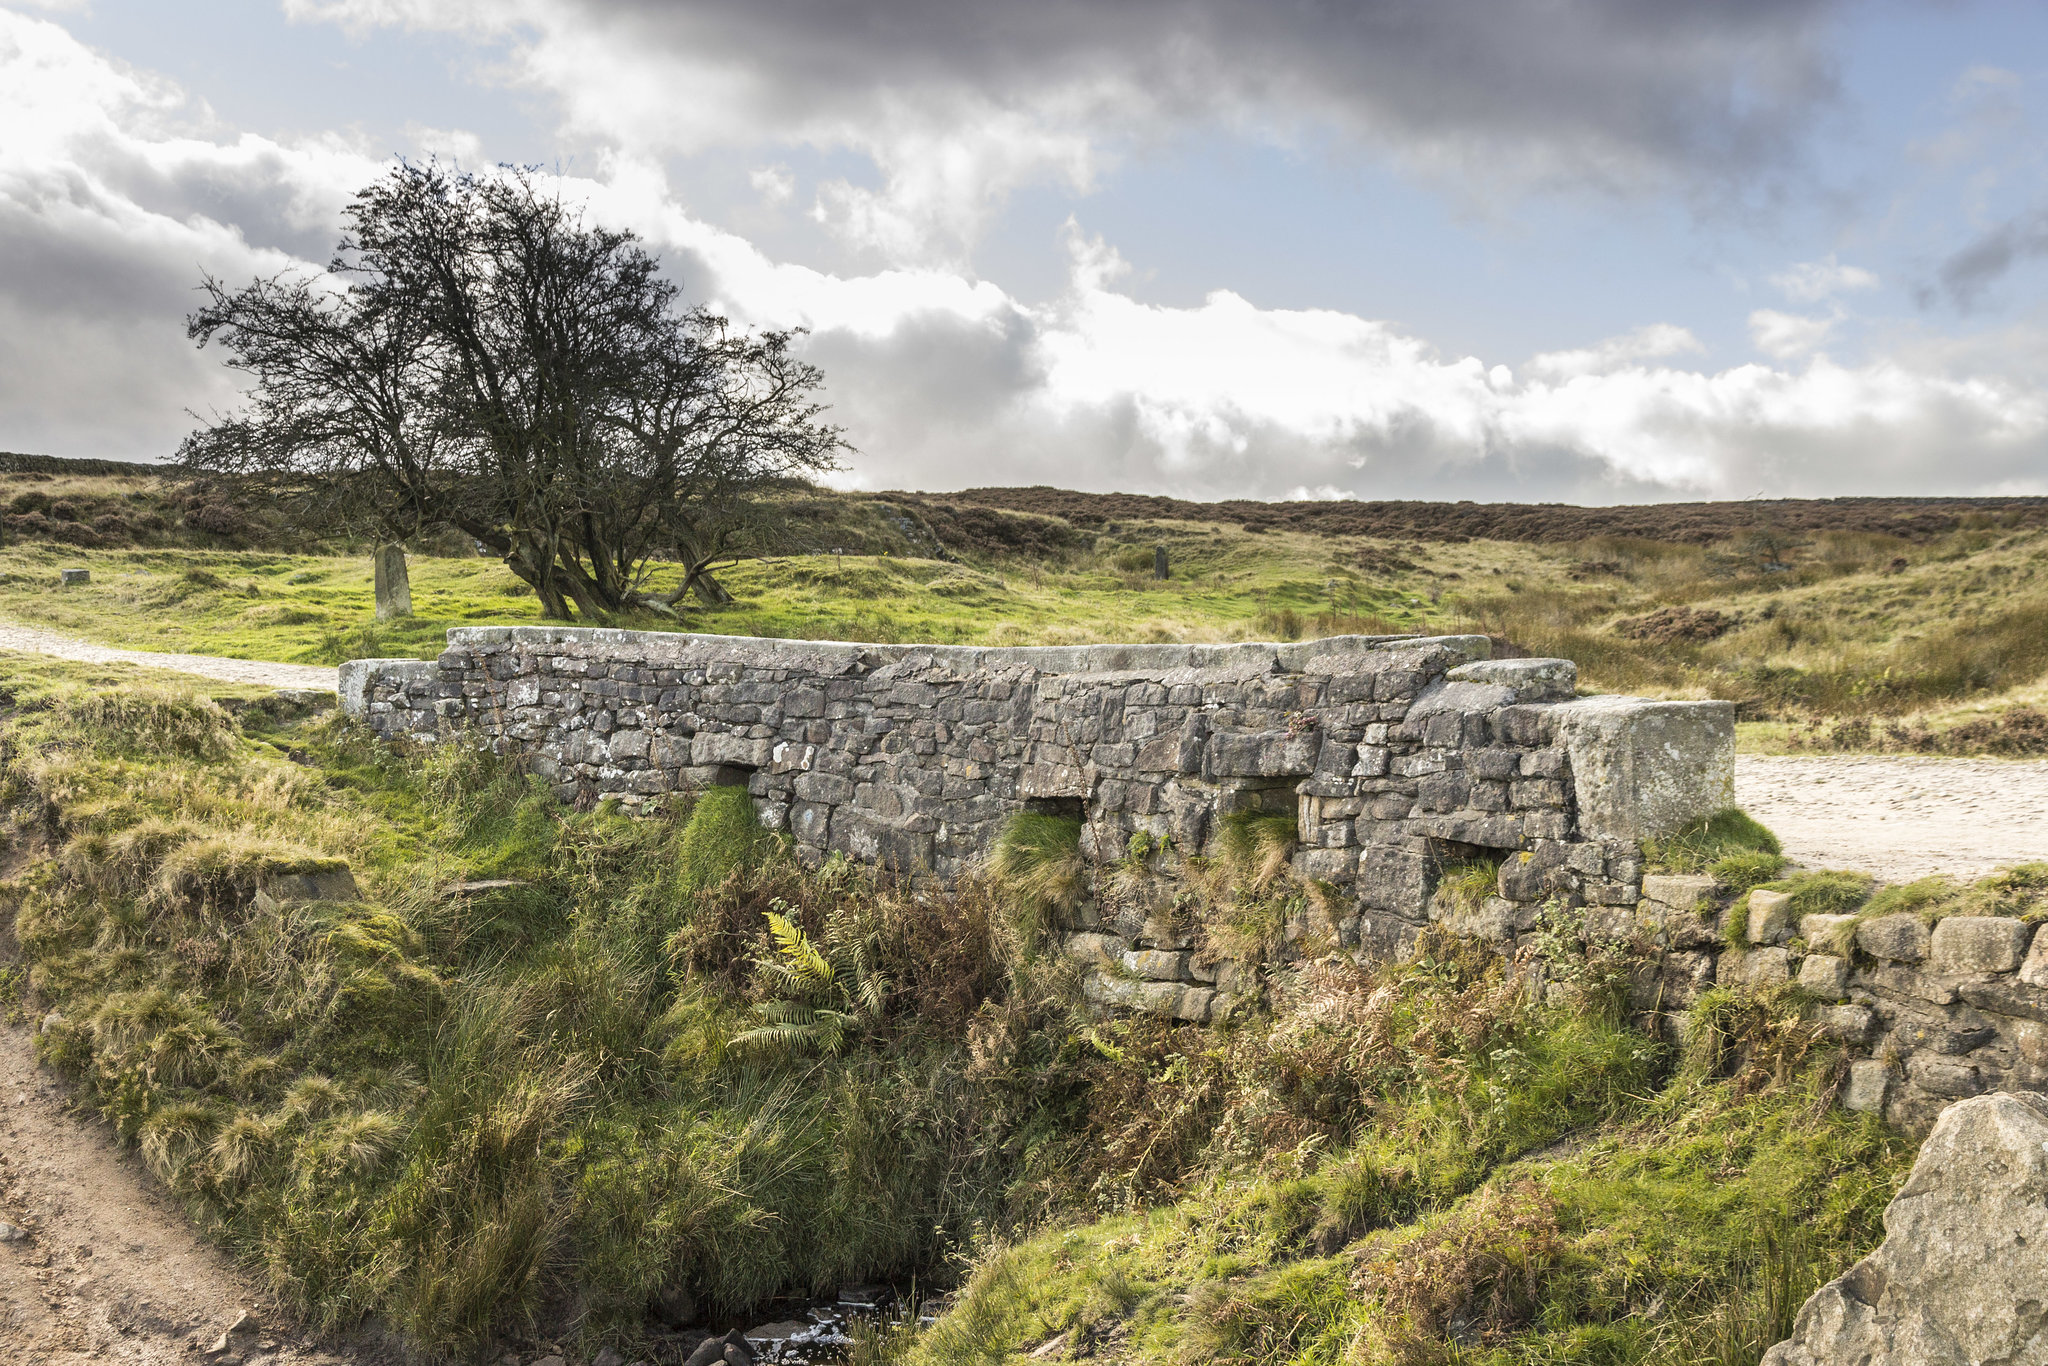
[1154,545,1168,580]
[59,568,89,586]
[373,544,413,620]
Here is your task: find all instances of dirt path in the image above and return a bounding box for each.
[1736,754,2048,883]
[0,1024,385,1364]
[0,621,335,692]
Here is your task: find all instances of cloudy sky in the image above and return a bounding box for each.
[4,0,2048,501]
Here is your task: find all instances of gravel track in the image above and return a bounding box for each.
[0,1023,382,1363]
[0,621,335,692]
[1736,754,2048,883]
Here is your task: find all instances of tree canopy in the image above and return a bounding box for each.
[182,162,844,619]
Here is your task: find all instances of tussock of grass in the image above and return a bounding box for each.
[1219,808,1301,888]
[987,811,1086,925]
[1765,869,1875,919]
[1645,808,1782,875]
[1434,857,1503,915]
[676,784,775,892]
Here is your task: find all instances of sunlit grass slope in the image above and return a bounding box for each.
[3,495,2047,750]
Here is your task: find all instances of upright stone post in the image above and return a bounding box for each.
[373,543,413,621]
[1154,545,1168,580]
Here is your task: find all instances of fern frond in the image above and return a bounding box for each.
[854,971,890,1018]
[762,910,835,991]
[729,1021,822,1058]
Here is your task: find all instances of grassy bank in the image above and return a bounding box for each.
[0,653,1934,1363]
[5,469,2048,747]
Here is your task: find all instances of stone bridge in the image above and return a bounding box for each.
[341,628,2048,1133]
[340,627,1732,969]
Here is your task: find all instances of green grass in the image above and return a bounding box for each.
[2,661,1073,1356]
[987,812,1087,927]
[0,643,1953,1365]
[900,975,1909,1366]
[1643,809,1783,876]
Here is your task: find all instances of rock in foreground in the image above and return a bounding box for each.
[1764,1091,2048,1365]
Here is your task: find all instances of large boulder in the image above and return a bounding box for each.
[1762,1090,2048,1366]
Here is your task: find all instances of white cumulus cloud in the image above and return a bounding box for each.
[1748,308,1838,359]
[1771,254,1880,302]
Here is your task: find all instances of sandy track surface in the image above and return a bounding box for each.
[1736,754,2048,883]
[0,1025,382,1364]
[0,622,335,692]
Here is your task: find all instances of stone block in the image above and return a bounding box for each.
[1205,730,1316,778]
[1857,913,1930,963]
[827,809,934,873]
[692,732,772,769]
[1445,656,1577,700]
[2012,1019,2048,1066]
[1797,953,1851,998]
[1798,913,1856,950]
[1121,949,1193,982]
[1956,976,2048,1025]
[1081,973,1214,1023]
[1742,947,1792,988]
[1641,873,1718,911]
[59,566,89,586]
[1547,696,1733,842]
[1582,905,1635,941]
[1299,846,1359,880]
[1061,933,1128,965]
[1353,910,1424,962]
[1746,889,1795,945]
[1645,900,1721,950]
[1906,1054,1983,1099]
[1468,748,1519,781]
[1930,916,2032,974]
[1439,894,1523,944]
[1840,1059,1889,1112]
[2021,923,2048,988]
[1359,842,1431,915]
[1815,1003,1875,1044]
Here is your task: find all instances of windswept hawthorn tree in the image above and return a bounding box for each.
[182,161,844,619]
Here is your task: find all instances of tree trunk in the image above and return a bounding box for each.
[688,567,736,605]
[502,538,574,620]
[373,543,413,620]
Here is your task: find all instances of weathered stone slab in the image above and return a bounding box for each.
[1444,657,1577,701]
[1930,915,2031,974]
[1641,872,1718,911]
[1857,913,1930,963]
[1798,954,1851,998]
[1746,889,1795,945]
[1548,696,1735,842]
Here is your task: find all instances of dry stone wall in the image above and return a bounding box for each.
[1666,881,2048,1135]
[342,626,2048,1132]
[341,627,1733,1017]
